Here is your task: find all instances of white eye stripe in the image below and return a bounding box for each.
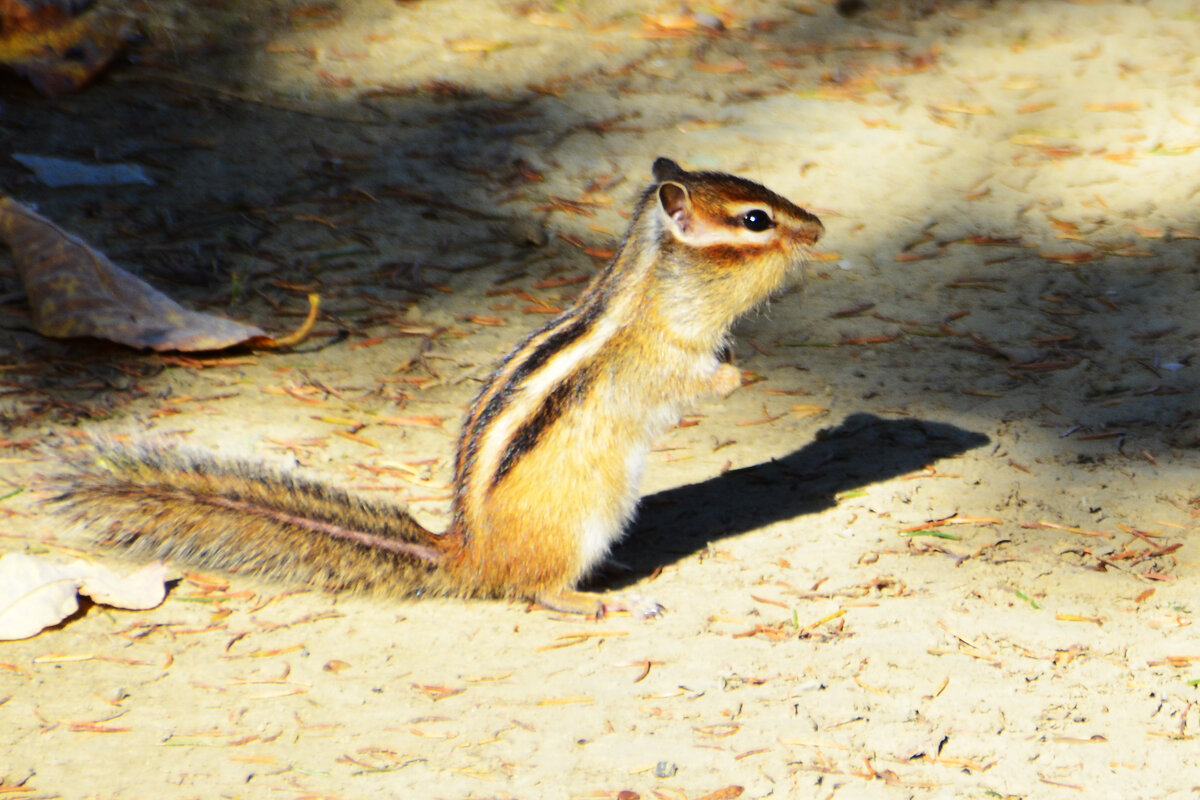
[728,204,775,222]
[660,198,790,246]
[671,223,777,247]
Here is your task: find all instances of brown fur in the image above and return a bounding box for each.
[54,443,461,597]
[52,158,823,616]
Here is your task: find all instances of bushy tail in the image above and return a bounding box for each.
[51,443,458,598]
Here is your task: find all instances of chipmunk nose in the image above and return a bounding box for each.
[796,213,824,244]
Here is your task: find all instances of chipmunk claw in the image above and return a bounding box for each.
[603,593,665,620]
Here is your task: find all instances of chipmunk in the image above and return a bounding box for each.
[52,158,824,617]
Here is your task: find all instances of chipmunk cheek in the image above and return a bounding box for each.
[695,242,777,268]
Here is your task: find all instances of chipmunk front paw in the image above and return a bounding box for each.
[710,363,743,397]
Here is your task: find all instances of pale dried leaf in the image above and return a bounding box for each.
[0,553,167,641]
[0,553,81,640]
[77,560,168,609]
[12,154,153,187]
[0,196,268,351]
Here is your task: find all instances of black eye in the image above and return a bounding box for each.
[741,209,773,232]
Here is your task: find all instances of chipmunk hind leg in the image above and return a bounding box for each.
[535,589,606,618]
[447,478,656,616]
[536,589,663,619]
[534,487,664,619]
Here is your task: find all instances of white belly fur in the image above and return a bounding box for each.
[576,396,684,576]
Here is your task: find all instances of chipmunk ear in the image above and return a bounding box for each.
[652,157,685,182]
[658,181,694,237]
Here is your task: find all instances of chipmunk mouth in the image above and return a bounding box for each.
[778,243,821,292]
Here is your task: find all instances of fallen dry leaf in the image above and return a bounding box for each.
[0,553,167,641]
[0,4,138,96]
[0,197,316,351]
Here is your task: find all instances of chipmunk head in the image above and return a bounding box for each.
[648,158,824,331]
[652,157,823,251]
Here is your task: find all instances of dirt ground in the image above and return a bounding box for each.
[2,0,1200,797]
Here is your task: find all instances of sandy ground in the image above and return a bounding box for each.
[2,0,1200,797]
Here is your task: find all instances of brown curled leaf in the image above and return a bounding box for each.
[0,196,279,351]
[0,5,138,96]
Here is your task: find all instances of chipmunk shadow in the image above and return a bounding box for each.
[596,413,989,588]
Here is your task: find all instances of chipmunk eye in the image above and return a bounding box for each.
[741,209,773,232]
